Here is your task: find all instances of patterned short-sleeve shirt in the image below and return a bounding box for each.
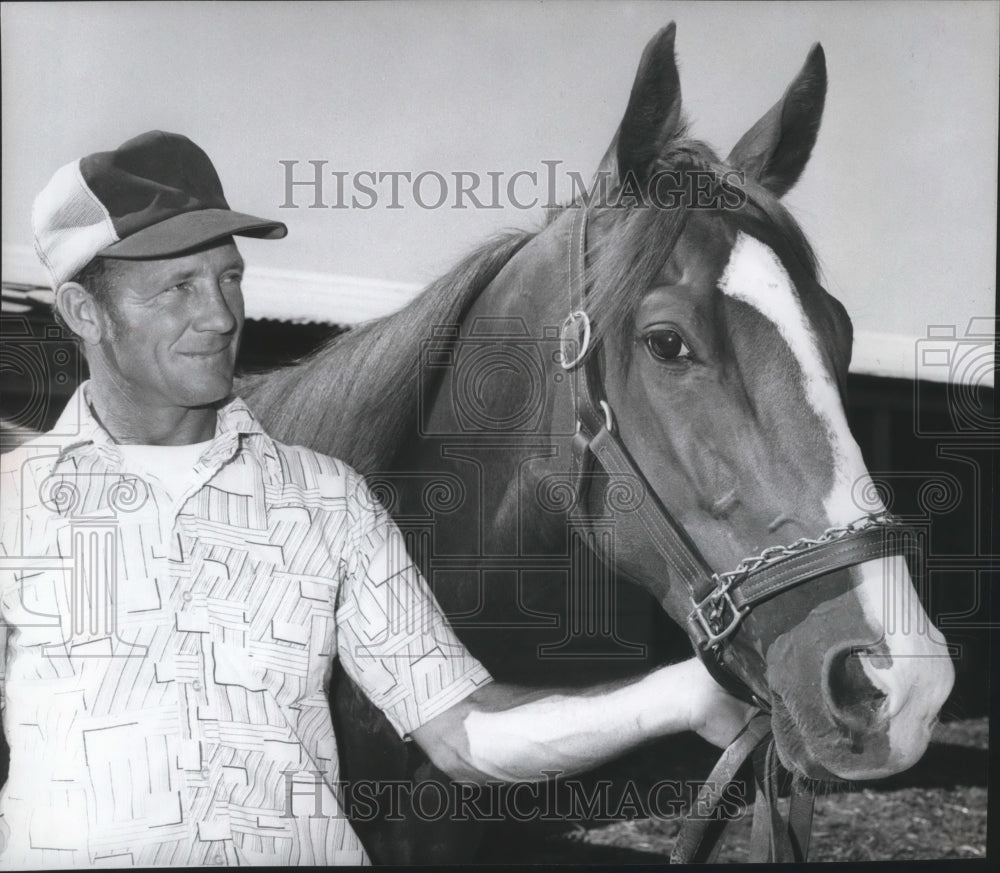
[0,385,491,868]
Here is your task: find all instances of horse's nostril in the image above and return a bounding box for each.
[825,647,888,735]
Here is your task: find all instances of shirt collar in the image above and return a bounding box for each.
[199,394,283,483]
[47,381,282,483]
[49,382,114,456]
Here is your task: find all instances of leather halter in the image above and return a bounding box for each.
[668,713,816,863]
[558,205,916,862]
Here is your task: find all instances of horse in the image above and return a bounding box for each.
[239,23,954,862]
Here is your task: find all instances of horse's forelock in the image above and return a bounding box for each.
[581,140,821,363]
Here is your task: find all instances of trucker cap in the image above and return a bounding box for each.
[32,130,287,287]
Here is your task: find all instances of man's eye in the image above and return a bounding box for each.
[222,273,243,285]
[645,329,692,362]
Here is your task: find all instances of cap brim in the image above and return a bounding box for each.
[98,208,287,259]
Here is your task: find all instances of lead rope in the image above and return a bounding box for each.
[670,713,815,864]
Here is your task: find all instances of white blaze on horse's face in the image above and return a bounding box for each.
[718,231,953,779]
[718,233,862,524]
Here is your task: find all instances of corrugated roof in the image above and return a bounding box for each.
[0,281,347,329]
[1,282,54,317]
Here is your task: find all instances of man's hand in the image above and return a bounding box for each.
[677,658,757,748]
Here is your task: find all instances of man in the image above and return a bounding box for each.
[0,131,752,867]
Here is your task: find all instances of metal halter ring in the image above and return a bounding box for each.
[559,310,592,370]
[599,400,614,433]
[573,401,614,437]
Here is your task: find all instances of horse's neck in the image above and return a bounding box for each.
[396,215,580,543]
[242,229,543,473]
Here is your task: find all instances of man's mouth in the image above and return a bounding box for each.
[180,345,231,358]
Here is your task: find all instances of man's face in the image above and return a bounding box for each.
[95,241,245,411]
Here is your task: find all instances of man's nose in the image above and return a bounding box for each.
[194,282,239,333]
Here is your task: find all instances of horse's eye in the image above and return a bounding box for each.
[645,329,691,362]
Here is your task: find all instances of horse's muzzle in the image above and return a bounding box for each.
[763,580,953,781]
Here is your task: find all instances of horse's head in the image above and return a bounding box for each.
[574,24,953,781]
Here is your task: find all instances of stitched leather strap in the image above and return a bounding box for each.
[687,524,918,651]
[567,208,783,704]
[670,714,771,863]
[576,421,759,705]
[565,207,716,601]
[734,524,916,608]
[787,783,816,860]
[562,205,917,696]
[671,714,815,864]
[562,205,913,865]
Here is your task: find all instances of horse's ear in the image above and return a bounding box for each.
[726,43,827,198]
[614,22,684,187]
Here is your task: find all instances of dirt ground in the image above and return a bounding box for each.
[479,717,988,863]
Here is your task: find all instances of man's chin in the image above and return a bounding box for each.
[178,377,235,410]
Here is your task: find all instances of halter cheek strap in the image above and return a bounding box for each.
[559,204,918,863]
[560,205,915,695]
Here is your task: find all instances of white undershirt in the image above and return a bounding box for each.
[117,441,213,504]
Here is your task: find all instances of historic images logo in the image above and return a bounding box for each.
[279,160,747,212]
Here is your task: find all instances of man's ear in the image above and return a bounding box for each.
[54,282,109,345]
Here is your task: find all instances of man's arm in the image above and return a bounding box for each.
[410,656,755,784]
[335,468,753,785]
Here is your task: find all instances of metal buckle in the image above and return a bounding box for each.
[560,310,591,370]
[690,576,749,650]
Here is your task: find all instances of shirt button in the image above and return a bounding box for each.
[213,853,225,865]
[192,680,203,691]
[201,767,211,779]
[182,591,193,602]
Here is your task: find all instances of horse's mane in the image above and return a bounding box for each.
[238,229,534,473]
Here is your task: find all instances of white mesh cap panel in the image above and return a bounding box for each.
[31,160,119,288]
